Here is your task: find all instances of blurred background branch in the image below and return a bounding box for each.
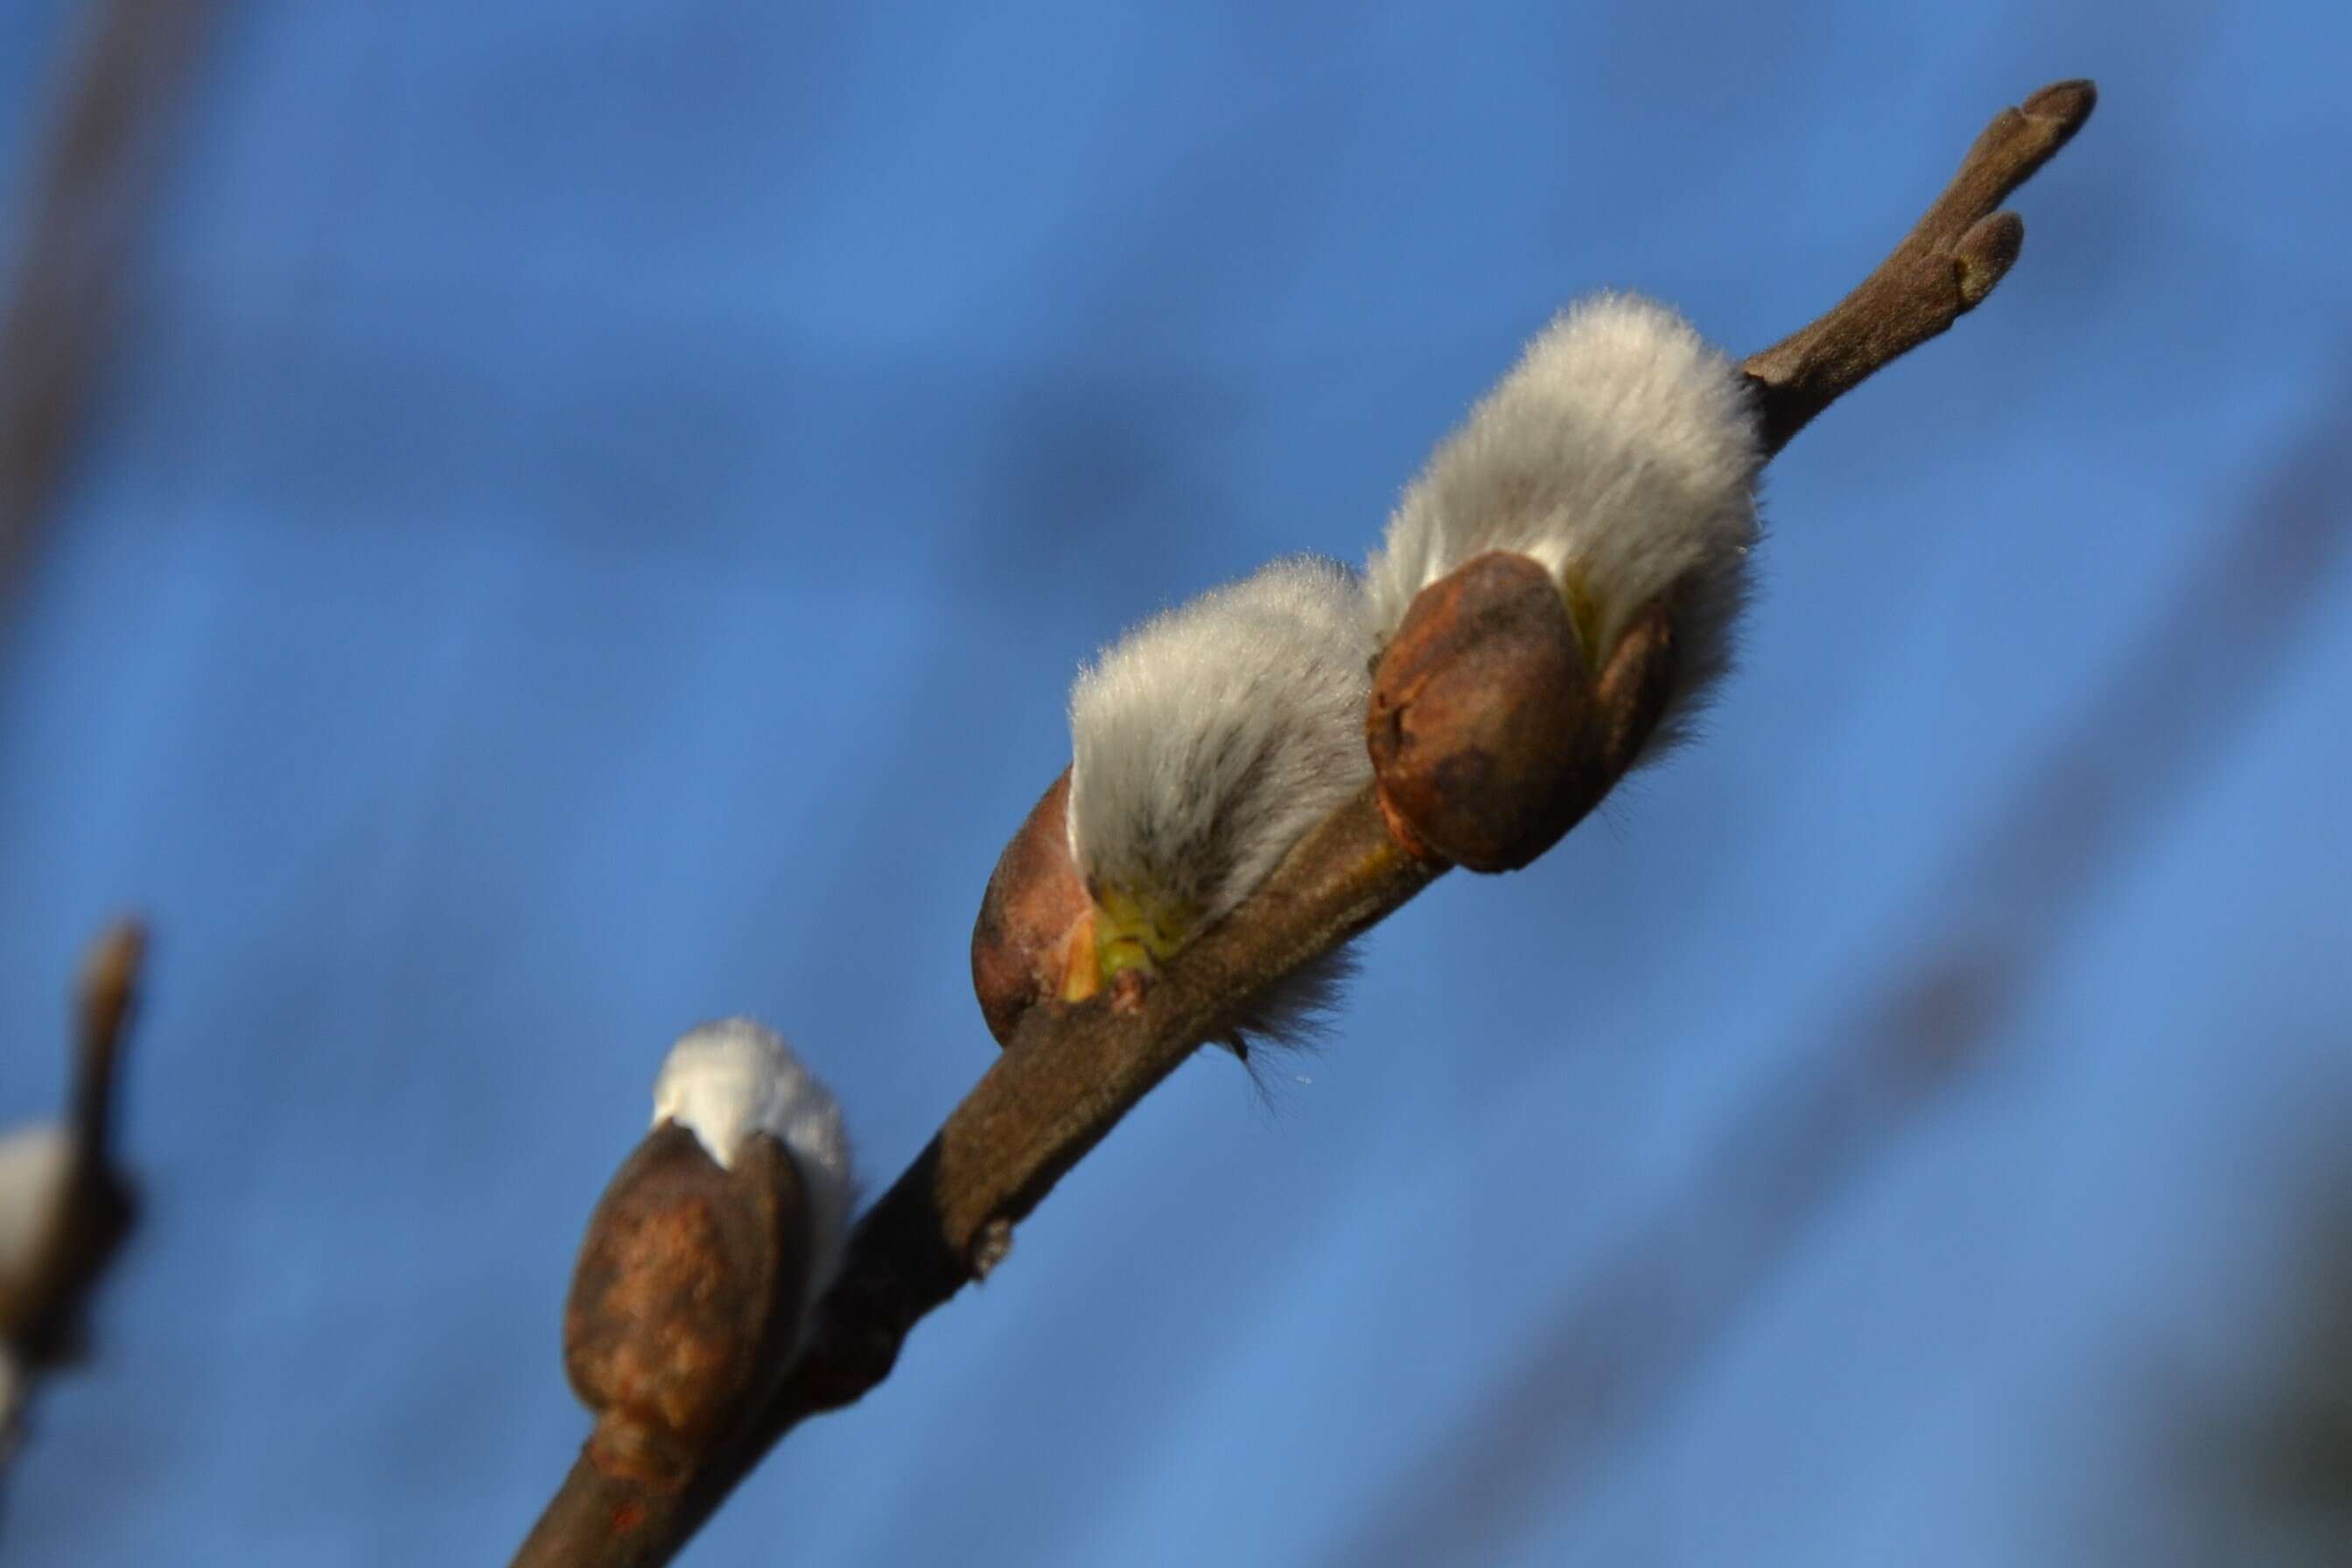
[0,0,204,1522]
[0,0,218,616]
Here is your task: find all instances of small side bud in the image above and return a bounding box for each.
[1368,553,1679,872]
[563,1021,852,1483]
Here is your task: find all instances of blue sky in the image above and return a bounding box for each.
[3,2,2349,1563]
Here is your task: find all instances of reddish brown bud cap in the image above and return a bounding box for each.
[563,1124,812,1483]
[970,769,1096,1046]
[1367,551,1679,873]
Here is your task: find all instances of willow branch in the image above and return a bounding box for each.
[511,78,2094,1568]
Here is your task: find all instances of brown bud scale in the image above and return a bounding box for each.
[563,1124,810,1484]
[1367,550,1677,873]
[970,768,1097,1046]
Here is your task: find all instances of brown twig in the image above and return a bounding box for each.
[1741,79,2096,456]
[511,80,2093,1568]
[0,920,146,1454]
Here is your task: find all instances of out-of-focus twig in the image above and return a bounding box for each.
[0,920,147,1472]
[512,80,2093,1568]
[1331,367,2352,1568]
[0,0,218,613]
[2177,1133,2352,1553]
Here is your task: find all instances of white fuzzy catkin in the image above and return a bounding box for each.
[1067,555,1373,1054]
[0,1124,72,1291]
[1365,291,1762,742]
[652,1019,853,1311]
[1068,554,1376,928]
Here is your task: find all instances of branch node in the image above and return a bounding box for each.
[970,1221,1014,1282]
